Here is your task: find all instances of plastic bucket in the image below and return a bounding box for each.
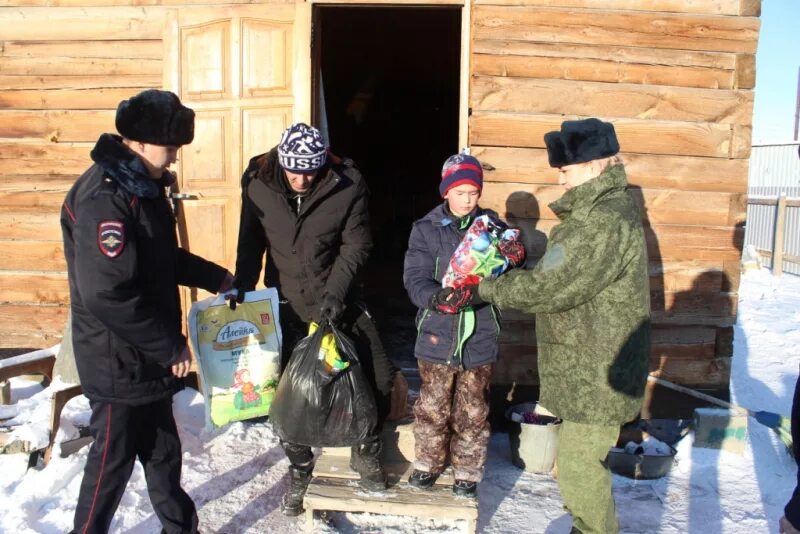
[506,402,560,474]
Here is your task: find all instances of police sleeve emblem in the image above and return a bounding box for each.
[97,220,125,258]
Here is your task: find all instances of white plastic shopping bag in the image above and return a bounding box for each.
[188,288,282,428]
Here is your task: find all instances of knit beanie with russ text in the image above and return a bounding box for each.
[277,123,328,173]
[439,153,483,198]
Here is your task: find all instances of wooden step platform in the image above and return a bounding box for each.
[304,475,477,533]
[305,420,478,532]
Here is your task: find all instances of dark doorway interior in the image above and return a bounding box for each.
[315,6,462,368]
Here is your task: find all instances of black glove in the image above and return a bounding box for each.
[227,288,247,310]
[430,287,455,312]
[319,293,344,322]
[459,284,484,308]
[430,285,483,314]
[498,239,526,268]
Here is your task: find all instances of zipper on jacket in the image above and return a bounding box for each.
[416,309,430,333]
[490,305,501,338]
[449,312,464,368]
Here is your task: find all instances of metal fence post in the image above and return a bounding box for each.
[774,193,788,276]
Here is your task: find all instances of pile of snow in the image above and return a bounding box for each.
[1,268,798,533]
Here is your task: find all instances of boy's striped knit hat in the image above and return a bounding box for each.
[440,153,483,198]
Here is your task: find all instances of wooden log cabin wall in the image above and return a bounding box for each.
[0,0,760,413]
[470,0,760,410]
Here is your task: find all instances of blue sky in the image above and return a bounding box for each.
[751,0,800,144]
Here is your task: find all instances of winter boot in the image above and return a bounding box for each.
[280,464,314,516]
[452,479,477,498]
[408,469,439,489]
[350,441,388,492]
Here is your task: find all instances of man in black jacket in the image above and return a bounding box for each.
[61,89,233,534]
[233,123,394,515]
[781,369,800,534]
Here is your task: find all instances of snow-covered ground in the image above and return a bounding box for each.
[1,268,798,533]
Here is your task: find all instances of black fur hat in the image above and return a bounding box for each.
[544,118,619,168]
[115,89,195,146]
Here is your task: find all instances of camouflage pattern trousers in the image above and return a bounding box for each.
[557,420,621,534]
[413,360,493,482]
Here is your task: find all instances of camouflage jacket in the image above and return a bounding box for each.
[479,164,650,425]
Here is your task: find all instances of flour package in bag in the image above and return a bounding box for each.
[442,214,521,289]
[188,288,282,428]
[269,320,377,447]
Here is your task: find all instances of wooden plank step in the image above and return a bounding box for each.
[313,453,455,486]
[304,476,477,533]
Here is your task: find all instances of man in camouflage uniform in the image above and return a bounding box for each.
[474,119,651,533]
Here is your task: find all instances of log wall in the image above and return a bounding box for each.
[472,0,760,390]
[0,0,761,396]
[0,7,167,350]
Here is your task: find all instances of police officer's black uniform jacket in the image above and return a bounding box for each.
[61,133,227,405]
[234,147,372,323]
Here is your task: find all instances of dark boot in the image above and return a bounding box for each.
[280,464,313,516]
[452,479,477,498]
[408,469,439,489]
[350,441,388,492]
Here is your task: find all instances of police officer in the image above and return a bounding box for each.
[61,89,233,534]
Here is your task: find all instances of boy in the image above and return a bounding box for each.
[402,153,524,497]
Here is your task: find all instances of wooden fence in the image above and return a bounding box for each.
[747,194,800,275]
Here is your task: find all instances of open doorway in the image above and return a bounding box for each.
[314,6,462,368]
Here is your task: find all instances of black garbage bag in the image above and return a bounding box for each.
[269,319,378,447]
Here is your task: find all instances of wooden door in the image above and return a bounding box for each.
[164,4,311,303]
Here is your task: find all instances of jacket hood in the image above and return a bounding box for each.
[549,163,630,221]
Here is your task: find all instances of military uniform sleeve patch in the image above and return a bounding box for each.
[97,220,126,258]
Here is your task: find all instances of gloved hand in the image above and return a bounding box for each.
[430,287,454,312]
[430,285,483,314]
[498,239,526,268]
[226,288,246,310]
[319,293,344,322]
[458,284,484,308]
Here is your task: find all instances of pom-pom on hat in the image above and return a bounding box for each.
[544,118,620,168]
[277,123,328,173]
[440,153,483,198]
[115,89,195,146]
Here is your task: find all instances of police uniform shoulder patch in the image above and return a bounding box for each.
[97,220,125,258]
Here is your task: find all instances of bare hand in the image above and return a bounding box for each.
[781,516,800,534]
[171,346,192,378]
[218,271,235,293]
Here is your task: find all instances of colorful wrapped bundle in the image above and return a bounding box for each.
[442,214,521,289]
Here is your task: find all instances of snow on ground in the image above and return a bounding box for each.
[1,268,798,533]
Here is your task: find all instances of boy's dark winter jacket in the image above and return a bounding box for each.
[61,134,227,405]
[234,148,371,323]
[403,203,502,369]
[479,164,650,425]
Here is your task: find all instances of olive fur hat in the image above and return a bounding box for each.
[115,89,195,146]
[544,118,620,168]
